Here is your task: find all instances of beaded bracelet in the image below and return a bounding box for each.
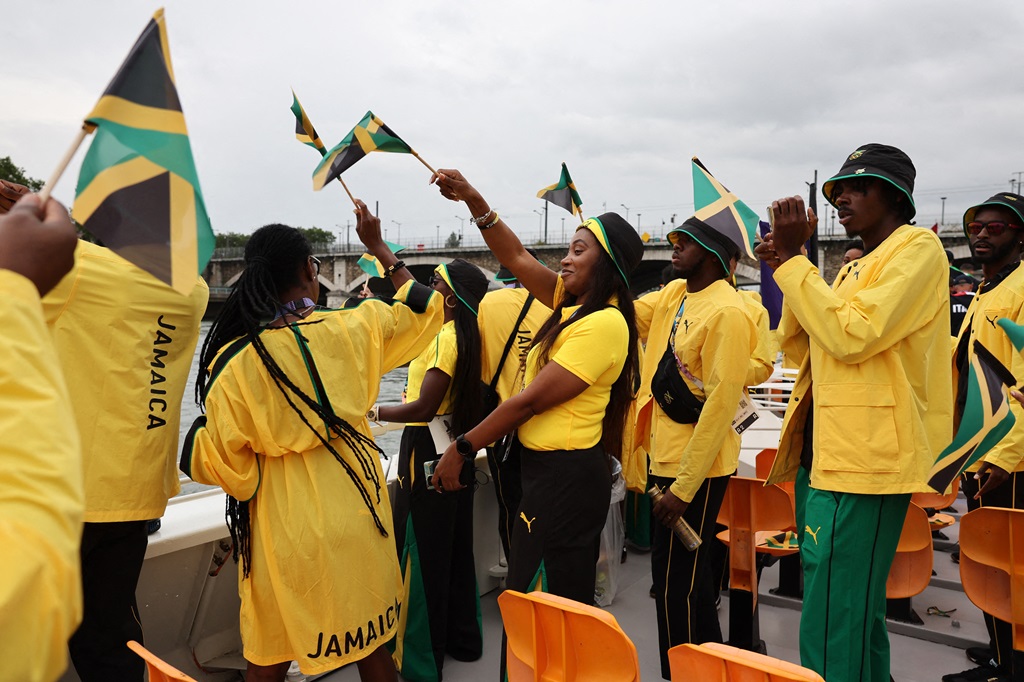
[470,209,494,225]
[479,211,500,230]
[384,259,406,278]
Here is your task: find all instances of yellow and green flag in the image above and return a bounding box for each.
[290,90,326,156]
[537,162,583,218]
[998,317,1024,352]
[928,341,1016,492]
[357,240,406,277]
[73,9,214,295]
[313,111,412,191]
[692,157,760,259]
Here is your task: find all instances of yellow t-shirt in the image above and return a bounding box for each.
[518,303,628,451]
[183,279,442,674]
[0,270,83,682]
[478,287,551,403]
[405,320,458,422]
[42,240,208,522]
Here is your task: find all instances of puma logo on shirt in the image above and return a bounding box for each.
[519,512,536,533]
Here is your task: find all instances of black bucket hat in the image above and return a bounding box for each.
[495,248,545,282]
[435,258,488,315]
[962,193,1024,237]
[822,143,916,219]
[578,212,644,286]
[667,217,740,277]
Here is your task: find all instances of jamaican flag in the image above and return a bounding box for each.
[290,90,326,155]
[928,341,1016,493]
[691,157,760,259]
[312,111,412,190]
[998,317,1024,353]
[72,9,213,295]
[537,162,583,218]
[357,240,406,277]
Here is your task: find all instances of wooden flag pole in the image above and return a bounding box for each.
[335,176,358,207]
[38,125,92,205]
[411,150,436,175]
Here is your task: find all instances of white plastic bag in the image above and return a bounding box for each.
[595,457,626,606]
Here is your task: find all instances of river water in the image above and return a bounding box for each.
[178,321,408,496]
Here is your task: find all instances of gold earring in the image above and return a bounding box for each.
[445,295,457,308]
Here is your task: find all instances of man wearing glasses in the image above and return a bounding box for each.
[945,193,1024,682]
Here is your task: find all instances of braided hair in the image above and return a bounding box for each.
[530,248,639,459]
[197,224,388,577]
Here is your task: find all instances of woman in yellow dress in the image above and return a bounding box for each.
[180,204,442,682]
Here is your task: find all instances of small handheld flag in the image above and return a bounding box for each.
[289,90,357,205]
[692,157,760,259]
[71,8,214,295]
[927,341,1016,492]
[537,162,583,218]
[997,317,1024,353]
[290,91,326,155]
[313,112,414,191]
[357,240,406,277]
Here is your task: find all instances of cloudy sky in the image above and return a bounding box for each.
[4,1,1023,248]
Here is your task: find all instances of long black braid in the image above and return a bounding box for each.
[196,224,389,578]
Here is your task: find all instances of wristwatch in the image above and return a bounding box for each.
[455,434,475,461]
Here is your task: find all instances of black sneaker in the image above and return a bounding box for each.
[941,664,1008,682]
[966,647,995,667]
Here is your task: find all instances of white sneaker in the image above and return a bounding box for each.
[285,661,306,682]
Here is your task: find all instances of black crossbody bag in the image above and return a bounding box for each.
[650,296,705,424]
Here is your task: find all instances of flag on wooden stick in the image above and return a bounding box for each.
[537,162,583,218]
[72,8,214,295]
[312,111,412,190]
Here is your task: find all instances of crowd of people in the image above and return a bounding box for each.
[2,141,1023,682]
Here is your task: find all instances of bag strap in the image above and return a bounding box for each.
[489,294,535,390]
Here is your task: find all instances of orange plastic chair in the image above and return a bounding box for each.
[497,590,640,682]
[959,507,1024,649]
[754,448,795,510]
[126,641,198,682]
[886,503,934,599]
[716,476,798,651]
[911,477,960,529]
[668,642,824,681]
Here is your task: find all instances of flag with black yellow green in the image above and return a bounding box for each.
[312,111,412,190]
[72,9,213,295]
[537,162,583,218]
[290,90,326,156]
[357,240,405,277]
[927,341,1016,493]
[692,157,760,259]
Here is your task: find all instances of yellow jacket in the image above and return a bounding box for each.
[768,226,952,494]
[635,279,757,502]
[43,241,208,522]
[478,287,551,402]
[182,280,441,674]
[0,271,83,682]
[953,263,1024,474]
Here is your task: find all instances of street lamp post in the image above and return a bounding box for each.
[436,225,440,249]
[391,220,401,244]
[561,217,565,243]
[636,213,642,230]
[454,215,465,245]
[533,209,544,238]
[620,203,630,222]
[940,197,947,228]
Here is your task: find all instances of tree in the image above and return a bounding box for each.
[0,156,44,191]
[215,232,250,248]
[445,231,461,248]
[297,227,336,245]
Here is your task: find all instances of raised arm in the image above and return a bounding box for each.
[354,199,414,290]
[431,169,559,309]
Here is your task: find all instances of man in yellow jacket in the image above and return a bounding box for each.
[945,192,1024,682]
[0,192,83,681]
[756,144,951,682]
[43,238,208,681]
[635,217,758,680]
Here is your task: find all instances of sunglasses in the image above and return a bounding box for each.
[966,221,1023,236]
[310,256,321,275]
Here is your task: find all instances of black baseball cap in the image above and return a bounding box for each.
[822,143,916,219]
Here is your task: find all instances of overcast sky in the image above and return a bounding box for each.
[4,1,1023,247]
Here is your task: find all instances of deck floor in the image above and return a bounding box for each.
[319,513,983,682]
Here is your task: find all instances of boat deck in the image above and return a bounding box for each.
[319,492,984,682]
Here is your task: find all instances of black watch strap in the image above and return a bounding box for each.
[456,434,475,459]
